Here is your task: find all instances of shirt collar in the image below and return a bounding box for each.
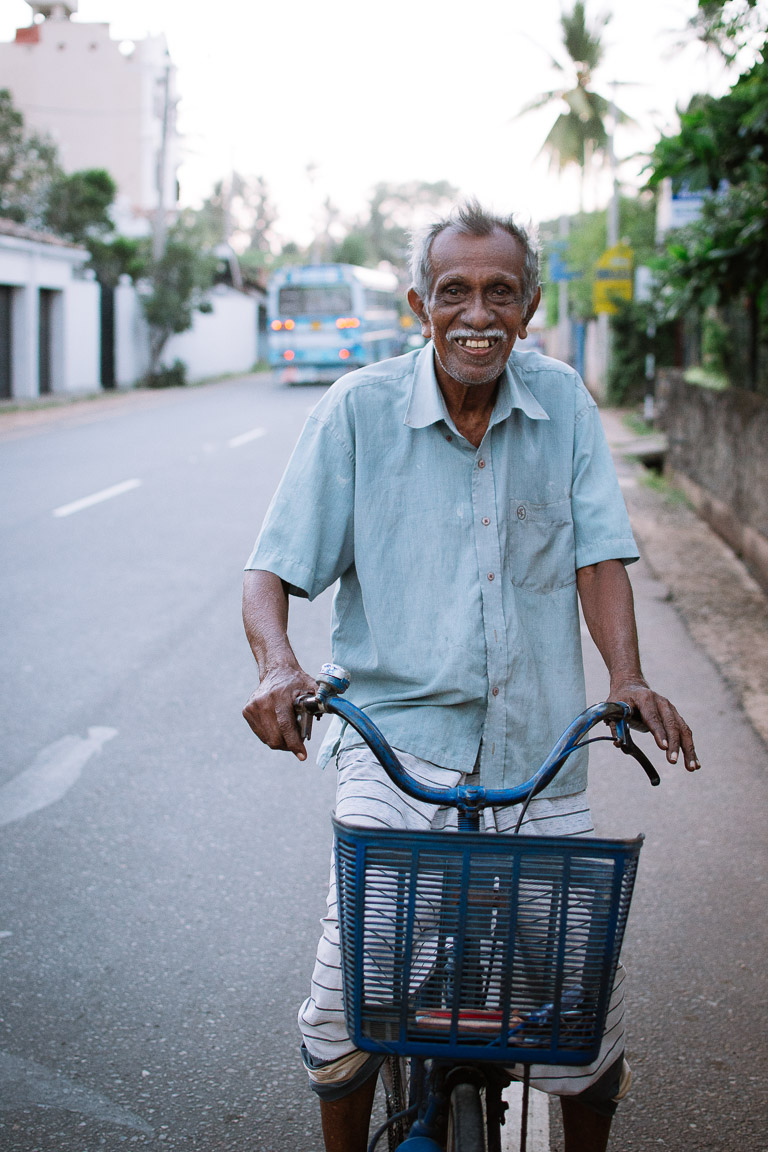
[404,343,549,431]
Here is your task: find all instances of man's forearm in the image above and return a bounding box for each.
[576,559,699,769]
[241,569,318,758]
[576,559,644,691]
[242,568,296,674]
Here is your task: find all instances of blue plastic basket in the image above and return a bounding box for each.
[334,819,643,1065]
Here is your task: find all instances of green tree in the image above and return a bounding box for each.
[0,88,59,225]
[519,2,629,209]
[138,220,216,381]
[648,47,768,388]
[43,168,117,245]
[688,0,767,62]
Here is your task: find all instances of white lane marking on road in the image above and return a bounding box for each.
[53,479,142,518]
[0,728,117,827]
[0,1050,153,1133]
[228,426,266,448]
[502,1084,550,1152]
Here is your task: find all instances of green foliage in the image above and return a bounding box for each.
[607,298,677,405]
[87,235,145,288]
[518,2,630,196]
[689,0,766,62]
[43,168,116,244]
[541,195,657,323]
[145,358,187,389]
[332,231,372,267]
[0,88,60,225]
[649,52,768,193]
[139,221,217,378]
[649,46,768,388]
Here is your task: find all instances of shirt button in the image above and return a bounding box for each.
[517,505,527,520]
[478,459,486,469]
[487,572,495,581]
[445,434,452,442]
[492,686,499,697]
[482,517,490,526]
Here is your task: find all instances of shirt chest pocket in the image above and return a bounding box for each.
[505,497,575,593]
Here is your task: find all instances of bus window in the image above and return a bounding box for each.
[278,285,353,316]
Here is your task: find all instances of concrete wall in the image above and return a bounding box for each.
[656,369,768,593]
[114,281,260,385]
[114,277,150,387]
[164,285,259,381]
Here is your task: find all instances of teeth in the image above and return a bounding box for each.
[458,338,493,348]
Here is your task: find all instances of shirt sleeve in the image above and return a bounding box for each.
[244,412,355,600]
[571,393,639,569]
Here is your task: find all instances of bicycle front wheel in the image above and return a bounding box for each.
[447,1082,485,1152]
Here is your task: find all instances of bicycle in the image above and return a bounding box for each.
[297,664,661,1152]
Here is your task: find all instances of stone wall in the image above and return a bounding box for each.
[656,370,768,593]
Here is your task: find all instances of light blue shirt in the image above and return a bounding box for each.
[246,344,638,794]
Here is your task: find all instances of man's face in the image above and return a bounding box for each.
[408,226,540,391]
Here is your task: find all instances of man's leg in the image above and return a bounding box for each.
[559,1052,628,1152]
[319,1076,378,1152]
[302,747,462,1151]
[560,1098,613,1152]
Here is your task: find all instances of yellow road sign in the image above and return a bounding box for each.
[594,243,634,314]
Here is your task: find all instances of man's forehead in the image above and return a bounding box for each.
[430,226,526,284]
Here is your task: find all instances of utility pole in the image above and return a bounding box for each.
[152,57,172,263]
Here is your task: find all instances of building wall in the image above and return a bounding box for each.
[64,277,100,391]
[0,228,100,397]
[114,282,261,386]
[165,286,259,381]
[0,15,177,224]
[656,369,768,594]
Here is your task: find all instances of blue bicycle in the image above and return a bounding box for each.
[298,665,661,1152]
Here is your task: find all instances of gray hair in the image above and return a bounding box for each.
[409,199,540,310]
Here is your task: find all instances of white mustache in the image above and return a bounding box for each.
[447,328,506,341]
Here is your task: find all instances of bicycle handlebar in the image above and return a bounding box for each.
[297,663,660,819]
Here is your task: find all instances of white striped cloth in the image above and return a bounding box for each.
[299,745,627,1097]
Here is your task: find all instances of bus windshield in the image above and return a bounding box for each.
[278,284,353,317]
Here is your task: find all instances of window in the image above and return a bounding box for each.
[278,285,353,316]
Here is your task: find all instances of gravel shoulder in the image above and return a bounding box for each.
[601,408,768,750]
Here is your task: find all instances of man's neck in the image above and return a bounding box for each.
[437,372,501,449]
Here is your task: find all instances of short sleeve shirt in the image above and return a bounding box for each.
[246,344,639,795]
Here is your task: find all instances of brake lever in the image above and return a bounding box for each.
[295,693,318,742]
[614,716,661,786]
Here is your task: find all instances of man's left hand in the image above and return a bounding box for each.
[609,677,700,772]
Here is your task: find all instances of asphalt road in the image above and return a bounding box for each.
[1,374,765,1152]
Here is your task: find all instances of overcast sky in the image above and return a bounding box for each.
[1,0,754,244]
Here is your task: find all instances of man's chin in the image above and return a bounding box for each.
[434,347,508,388]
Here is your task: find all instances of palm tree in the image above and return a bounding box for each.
[520,2,626,211]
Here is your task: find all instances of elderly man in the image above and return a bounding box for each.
[242,201,698,1152]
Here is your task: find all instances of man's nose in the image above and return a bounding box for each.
[462,292,494,328]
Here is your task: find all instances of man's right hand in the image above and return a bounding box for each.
[242,663,319,760]
[241,569,319,761]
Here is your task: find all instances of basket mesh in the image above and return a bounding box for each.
[334,820,642,1064]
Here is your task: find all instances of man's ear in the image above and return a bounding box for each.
[517,286,542,340]
[407,288,432,339]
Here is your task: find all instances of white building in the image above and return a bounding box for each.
[0,217,101,399]
[0,1,179,235]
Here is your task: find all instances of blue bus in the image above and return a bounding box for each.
[267,263,403,384]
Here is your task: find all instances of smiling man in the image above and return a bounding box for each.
[242,201,698,1152]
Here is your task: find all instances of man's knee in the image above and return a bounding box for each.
[301,1044,383,1102]
[568,1054,631,1118]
